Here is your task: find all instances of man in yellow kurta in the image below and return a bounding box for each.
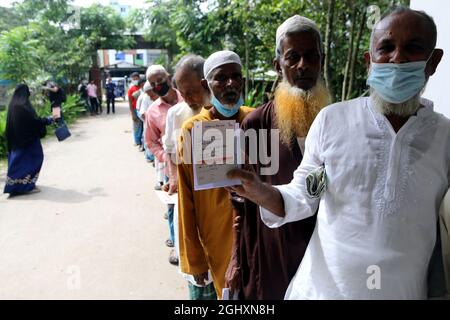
[177,50,253,298]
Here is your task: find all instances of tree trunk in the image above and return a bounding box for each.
[341,6,357,101]
[167,45,174,74]
[245,31,249,101]
[324,0,335,102]
[90,52,102,101]
[346,2,367,100]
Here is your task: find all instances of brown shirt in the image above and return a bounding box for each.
[237,101,316,300]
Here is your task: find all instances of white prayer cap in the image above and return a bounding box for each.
[203,50,242,80]
[146,64,168,79]
[275,15,322,58]
[143,80,151,92]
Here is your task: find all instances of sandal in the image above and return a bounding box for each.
[165,239,174,247]
[168,249,179,265]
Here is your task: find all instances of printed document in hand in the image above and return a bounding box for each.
[154,190,177,205]
[192,120,243,191]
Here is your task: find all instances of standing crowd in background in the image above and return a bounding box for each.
[122,6,450,301]
[4,5,449,301]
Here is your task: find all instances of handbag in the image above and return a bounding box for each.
[54,121,71,141]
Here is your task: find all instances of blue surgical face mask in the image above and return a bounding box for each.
[367,54,432,104]
[211,94,243,118]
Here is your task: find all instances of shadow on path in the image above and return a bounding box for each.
[3,185,107,204]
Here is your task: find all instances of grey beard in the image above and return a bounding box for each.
[370,89,422,117]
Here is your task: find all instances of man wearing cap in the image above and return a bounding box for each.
[177,50,253,298]
[145,65,184,265]
[128,72,143,147]
[225,15,331,300]
[228,7,449,299]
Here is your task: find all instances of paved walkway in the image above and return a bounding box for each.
[0,102,188,299]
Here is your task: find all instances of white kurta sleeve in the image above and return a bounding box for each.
[163,107,175,153]
[260,109,325,228]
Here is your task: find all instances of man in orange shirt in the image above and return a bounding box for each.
[177,51,253,298]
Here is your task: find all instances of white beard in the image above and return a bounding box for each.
[370,88,423,117]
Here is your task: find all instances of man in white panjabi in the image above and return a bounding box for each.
[227,6,449,299]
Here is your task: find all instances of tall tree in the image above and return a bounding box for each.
[346,0,368,100]
[324,0,335,101]
[341,5,357,101]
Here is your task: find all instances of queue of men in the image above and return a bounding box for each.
[135,6,449,300]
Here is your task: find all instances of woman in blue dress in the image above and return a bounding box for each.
[3,84,53,196]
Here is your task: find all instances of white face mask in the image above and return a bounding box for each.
[367,53,432,104]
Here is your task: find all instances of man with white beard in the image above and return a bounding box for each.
[228,6,449,299]
[224,15,331,300]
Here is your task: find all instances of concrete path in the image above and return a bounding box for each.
[0,102,188,299]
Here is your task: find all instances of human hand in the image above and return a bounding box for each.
[46,116,54,125]
[233,215,241,233]
[227,169,285,218]
[168,183,177,195]
[225,169,265,203]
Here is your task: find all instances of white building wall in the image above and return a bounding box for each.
[410,0,450,118]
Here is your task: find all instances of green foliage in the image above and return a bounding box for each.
[70,4,134,59]
[244,83,267,108]
[0,26,41,83]
[59,95,87,123]
[1,0,413,105]
[0,6,27,32]
[0,0,134,91]
[135,0,411,102]
[14,0,70,24]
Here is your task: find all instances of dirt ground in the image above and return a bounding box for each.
[0,102,188,299]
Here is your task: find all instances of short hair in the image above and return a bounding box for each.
[370,6,437,53]
[130,72,139,78]
[174,54,205,80]
[275,15,323,59]
[146,64,169,79]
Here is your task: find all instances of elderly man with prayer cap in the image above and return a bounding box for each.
[224,15,331,300]
[145,64,185,265]
[228,6,449,300]
[177,50,253,299]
